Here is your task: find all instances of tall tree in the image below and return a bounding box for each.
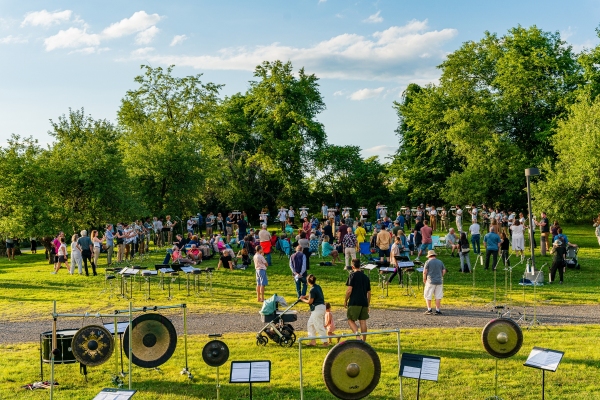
[47,108,134,231]
[118,65,222,216]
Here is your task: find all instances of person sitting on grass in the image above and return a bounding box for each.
[187,244,202,263]
[321,235,340,264]
[217,249,234,270]
[171,245,195,265]
[237,248,252,268]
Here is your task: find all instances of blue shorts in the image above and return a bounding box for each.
[256,269,268,286]
[379,248,390,258]
[420,243,432,252]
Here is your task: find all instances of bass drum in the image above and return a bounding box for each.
[40,329,78,364]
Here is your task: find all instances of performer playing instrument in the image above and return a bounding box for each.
[165,215,177,245]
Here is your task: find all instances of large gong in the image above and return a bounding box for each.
[322,340,381,400]
[123,313,177,368]
[72,325,114,367]
[482,318,523,359]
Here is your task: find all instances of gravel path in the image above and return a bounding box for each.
[2,305,598,344]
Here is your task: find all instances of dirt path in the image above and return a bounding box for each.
[2,304,598,344]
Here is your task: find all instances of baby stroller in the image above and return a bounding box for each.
[565,246,580,269]
[257,295,299,347]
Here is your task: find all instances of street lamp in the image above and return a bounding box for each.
[525,168,540,269]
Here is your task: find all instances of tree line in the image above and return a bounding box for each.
[1,25,599,239]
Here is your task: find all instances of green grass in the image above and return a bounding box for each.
[0,224,598,321]
[1,326,600,399]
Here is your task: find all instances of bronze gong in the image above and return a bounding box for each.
[322,340,381,400]
[123,313,177,368]
[482,318,523,358]
[71,325,114,367]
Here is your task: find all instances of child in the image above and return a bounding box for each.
[237,248,251,268]
[324,303,339,344]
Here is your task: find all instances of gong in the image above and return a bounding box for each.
[202,340,229,367]
[123,313,177,368]
[72,325,114,367]
[322,340,381,400]
[482,318,523,359]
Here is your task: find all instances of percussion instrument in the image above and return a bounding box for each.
[41,329,77,364]
[123,313,177,368]
[322,340,381,399]
[482,318,523,358]
[202,340,230,367]
[72,325,114,367]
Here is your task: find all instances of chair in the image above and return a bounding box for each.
[432,236,445,255]
[309,239,320,257]
[278,239,292,259]
[364,222,373,233]
[359,242,374,262]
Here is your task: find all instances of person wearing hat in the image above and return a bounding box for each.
[423,250,447,315]
[549,239,567,284]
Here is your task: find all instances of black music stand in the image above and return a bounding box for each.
[229,360,271,399]
[523,347,564,400]
[399,353,441,400]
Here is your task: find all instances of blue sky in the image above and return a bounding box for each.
[1,1,600,160]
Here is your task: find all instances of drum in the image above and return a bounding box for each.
[40,329,78,364]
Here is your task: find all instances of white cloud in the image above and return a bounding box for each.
[140,19,457,82]
[43,11,162,52]
[363,11,383,24]
[361,145,397,160]
[349,87,385,100]
[0,35,28,44]
[102,11,161,39]
[135,26,159,45]
[131,47,154,57]
[170,34,187,46]
[69,46,109,55]
[333,90,345,96]
[44,27,100,51]
[21,10,72,27]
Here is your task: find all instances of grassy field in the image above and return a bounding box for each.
[0,224,598,321]
[1,326,600,399]
[0,223,599,398]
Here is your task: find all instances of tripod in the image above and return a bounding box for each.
[484,255,505,314]
[471,253,485,305]
[502,258,524,318]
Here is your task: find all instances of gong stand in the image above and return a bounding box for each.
[50,301,190,394]
[202,334,230,400]
[298,329,401,400]
[502,258,523,318]
[526,263,547,330]
[484,256,505,315]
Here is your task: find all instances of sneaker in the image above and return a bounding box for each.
[435,310,442,315]
[424,309,433,315]
[51,271,56,274]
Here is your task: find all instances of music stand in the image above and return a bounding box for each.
[524,347,564,400]
[229,360,271,399]
[399,353,440,400]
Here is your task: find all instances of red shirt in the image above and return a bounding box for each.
[421,226,433,244]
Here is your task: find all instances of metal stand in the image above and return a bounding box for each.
[484,358,503,400]
[484,257,504,314]
[471,254,484,305]
[502,258,523,318]
[180,304,192,379]
[527,264,547,330]
[298,329,401,400]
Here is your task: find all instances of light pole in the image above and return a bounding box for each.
[525,168,540,269]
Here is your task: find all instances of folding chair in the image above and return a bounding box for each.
[432,235,446,255]
[364,222,373,233]
[359,242,374,262]
[279,240,292,259]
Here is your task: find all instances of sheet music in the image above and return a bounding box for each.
[230,362,251,382]
[119,268,139,275]
[398,261,415,268]
[159,268,174,273]
[180,266,196,273]
[250,361,270,382]
[93,388,136,400]
[402,366,421,379]
[142,270,158,275]
[420,357,441,381]
[524,347,564,372]
[361,264,378,270]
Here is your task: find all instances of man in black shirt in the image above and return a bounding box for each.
[537,212,550,256]
[550,239,567,284]
[323,221,334,244]
[237,217,248,242]
[344,258,371,341]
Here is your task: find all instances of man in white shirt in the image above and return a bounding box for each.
[321,203,328,220]
[288,206,295,224]
[453,205,463,233]
[186,217,194,234]
[278,208,288,231]
[469,221,481,254]
[153,217,163,247]
[300,207,308,220]
[471,205,478,223]
[359,207,368,222]
[429,206,438,231]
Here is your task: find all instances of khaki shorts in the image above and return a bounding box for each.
[424,283,443,300]
[347,305,369,321]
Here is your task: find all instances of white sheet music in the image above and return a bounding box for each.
[361,264,378,271]
[230,362,251,382]
[93,389,136,400]
[119,268,139,275]
[250,361,270,382]
[159,268,174,273]
[524,347,564,372]
[420,357,441,381]
[402,366,421,379]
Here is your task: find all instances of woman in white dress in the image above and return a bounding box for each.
[510,219,525,257]
[70,234,83,274]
